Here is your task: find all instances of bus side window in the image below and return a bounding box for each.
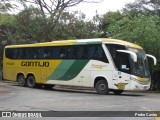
[77,46,84,59]
[44,47,52,59]
[26,48,30,59]
[67,46,77,59]
[72,46,77,59]
[87,45,107,61]
[17,49,25,59]
[53,47,60,59]
[97,45,108,63]
[5,48,14,59]
[88,45,95,59]
[13,49,18,59]
[83,46,88,59]
[49,47,55,59]
[59,47,66,59]
[37,48,44,59]
[26,48,36,59]
[67,47,73,59]
[22,49,27,59]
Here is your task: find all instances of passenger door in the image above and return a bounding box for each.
[112,52,131,90]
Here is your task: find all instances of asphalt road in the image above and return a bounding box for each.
[0,81,160,120]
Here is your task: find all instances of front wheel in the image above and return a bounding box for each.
[95,80,109,95]
[27,76,36,88]
[17,75,26,87]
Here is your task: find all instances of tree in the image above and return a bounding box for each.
[15,6,46,43]
[0,13,17,45]
[17,0,103,41]
[0,7,100,46]
[123,0,160,16]
[52,11,99,40]
[97,11,124,38]
[0,0,17,12]
[0,13,17,60]
[100,11,160,58]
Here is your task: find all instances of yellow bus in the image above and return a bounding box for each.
[2,38,157,94]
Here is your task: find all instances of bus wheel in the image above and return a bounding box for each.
[112,90,124,95]
[17,75,26,87]
[27,76,36,88]
[43,84,55,89]
[95,80,109,95]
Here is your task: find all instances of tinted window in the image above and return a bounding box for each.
[76,45,108,63]
[26,48,36,59]
[5,48,14,59]
[5,45,108,63]
[77,46,85,59]
[106,44,131,73]
[67,46,77,59]
[36,48,45,59]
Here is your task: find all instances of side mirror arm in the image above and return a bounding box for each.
[146,54,157,65]
[117,50,137,62]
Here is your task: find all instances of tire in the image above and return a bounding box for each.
[27,76,36,88]
[95,80,109,95]
[17,74,27,87]
[112,90,124,95]
[43,84,55,89]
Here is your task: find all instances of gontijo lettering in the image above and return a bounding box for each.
[21,61,49,67]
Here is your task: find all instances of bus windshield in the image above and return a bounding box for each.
[129,48,150,77]
[106,44,150,77]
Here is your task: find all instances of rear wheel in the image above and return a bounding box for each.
[112,90,124,95]
[95,80,109,95]
[27,76,36,88]
[17,74,26,87]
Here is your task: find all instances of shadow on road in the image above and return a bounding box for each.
[2,81,145,97]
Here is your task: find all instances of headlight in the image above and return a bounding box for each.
[130,76,150,85]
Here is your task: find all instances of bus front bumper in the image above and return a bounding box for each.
[130,80,150,91]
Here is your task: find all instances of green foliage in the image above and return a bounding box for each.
[0,0,17,12]
[100,11,160,59]
[15,6,46,43]
[123,0,160,16]
[52,11,99,40]
[0,7,99,46]
[0,0,159,66]
[97,0,160,62]
[0,13,16,26]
